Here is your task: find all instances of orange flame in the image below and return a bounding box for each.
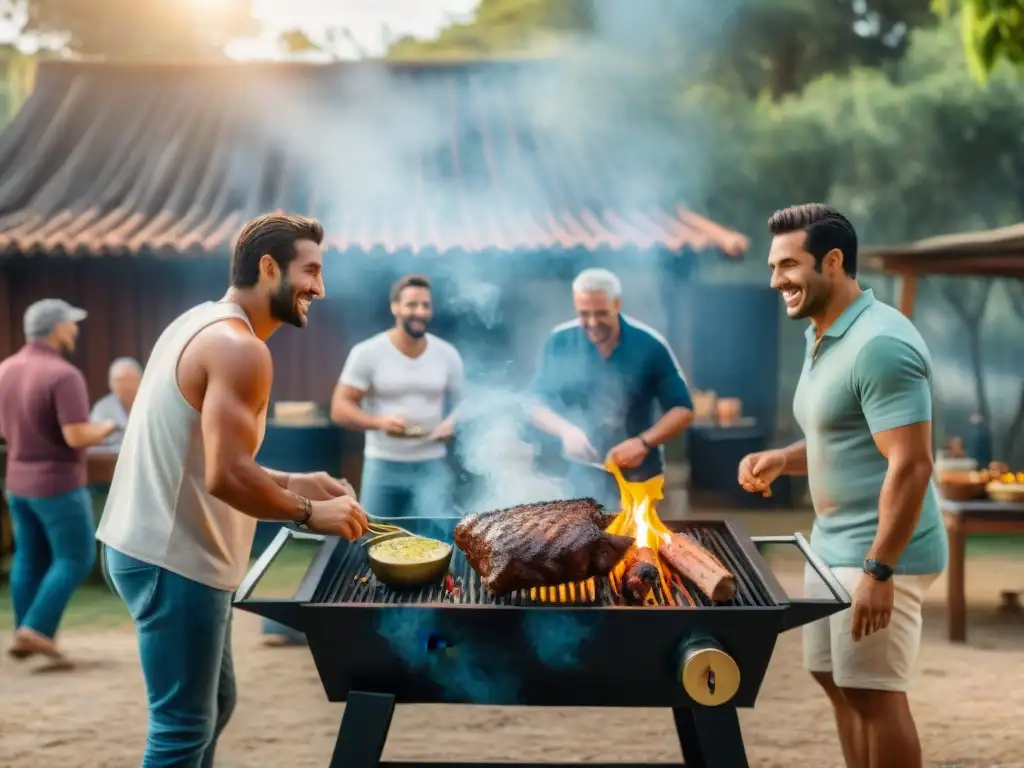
[603,462,679,605]
[525,462,693,605]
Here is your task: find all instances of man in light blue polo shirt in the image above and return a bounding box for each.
[738,204,946,768]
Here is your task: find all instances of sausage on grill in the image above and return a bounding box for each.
[659,532,736,603]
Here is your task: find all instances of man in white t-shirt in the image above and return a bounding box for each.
[331,274,464,518]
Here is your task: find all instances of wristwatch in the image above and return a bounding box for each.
[295,496,313,530]
[863,558,894,582]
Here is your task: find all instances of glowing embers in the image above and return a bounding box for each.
[526,580,598,604]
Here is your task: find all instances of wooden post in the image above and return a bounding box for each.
[896,272,918,318]
[944,510,967,643]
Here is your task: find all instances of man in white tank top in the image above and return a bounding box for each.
[96,213,369,768]
[331,274,464,517]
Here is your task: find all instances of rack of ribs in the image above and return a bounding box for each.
[454,498,634,595]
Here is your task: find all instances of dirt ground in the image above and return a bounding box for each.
[1,561,1023,768]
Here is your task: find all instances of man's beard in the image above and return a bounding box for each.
[401,317,428,339]
[270,277,305,328]
[789,281,830,320]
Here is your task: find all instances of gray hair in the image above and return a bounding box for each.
[572,268,622,299]
[108,357,142,382]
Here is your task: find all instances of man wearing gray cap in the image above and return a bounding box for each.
[0,298,116,664]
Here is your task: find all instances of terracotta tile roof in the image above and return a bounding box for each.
[0,60,748,258]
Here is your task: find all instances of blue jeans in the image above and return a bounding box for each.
[6,488,96,638]
[252,522,306,643]
[104,546,236,768]
[359,457,454,518]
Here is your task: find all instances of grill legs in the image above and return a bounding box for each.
[673,706,749,768]
[329,691,746,768]
[330,691,396,768]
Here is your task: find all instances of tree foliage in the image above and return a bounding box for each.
[725,20,1024,245]
[390,3,1024,247]
[935,0,1024,80]
[388,0,937,100]
[4,0,259,59]
[388,0,594,59]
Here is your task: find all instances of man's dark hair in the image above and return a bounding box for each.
[390,274,431,303]
[230,213,324,288]
[767,203,858,277]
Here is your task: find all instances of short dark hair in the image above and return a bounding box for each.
[767,203,858,277]
[390,274,431,303]
[230,213,324,288]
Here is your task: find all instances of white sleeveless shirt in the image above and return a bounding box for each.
[96,301,267,591]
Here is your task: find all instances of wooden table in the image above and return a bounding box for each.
[942,498,1024,642]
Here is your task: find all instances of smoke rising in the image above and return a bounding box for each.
[279,1,735,700]
[288,2,726,515]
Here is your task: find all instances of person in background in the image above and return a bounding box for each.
[89,356,143,453]
[331,274,464,518]
[96,214,368,767]
[0,299,116,665]
[529,268,694,509]
[738,204,946,768]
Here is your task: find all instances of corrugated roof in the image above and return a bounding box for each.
[0,60,748,258]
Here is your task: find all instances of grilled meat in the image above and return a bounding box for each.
[454,498,634,595]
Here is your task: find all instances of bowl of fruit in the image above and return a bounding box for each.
[986,471,1024,503]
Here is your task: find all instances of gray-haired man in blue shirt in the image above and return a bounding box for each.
[529,268,694,508]
[89,357,142,453]
[739,204,946,768]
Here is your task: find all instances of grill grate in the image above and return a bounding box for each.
[311,524,772,608]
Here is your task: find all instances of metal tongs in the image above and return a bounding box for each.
[364,519,417,547]
[563,454,610,473]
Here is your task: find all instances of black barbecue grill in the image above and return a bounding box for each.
[235,517,850,768]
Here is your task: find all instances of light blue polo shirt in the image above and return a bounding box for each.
[793,289,948,575]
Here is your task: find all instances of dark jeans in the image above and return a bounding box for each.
[359,457,454,518]
[6,488,95,638]
[104,546,235,768]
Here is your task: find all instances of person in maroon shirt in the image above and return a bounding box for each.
[0,299,115,665]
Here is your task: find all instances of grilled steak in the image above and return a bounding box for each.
[454,498,634,595]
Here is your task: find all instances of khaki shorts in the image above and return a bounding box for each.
[802,565,938,692]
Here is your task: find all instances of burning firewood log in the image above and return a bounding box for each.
[621,546,659,605]
[659,533,737,603]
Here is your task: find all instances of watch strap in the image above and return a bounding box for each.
[295,496,313,529]
[863,558,894,582]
